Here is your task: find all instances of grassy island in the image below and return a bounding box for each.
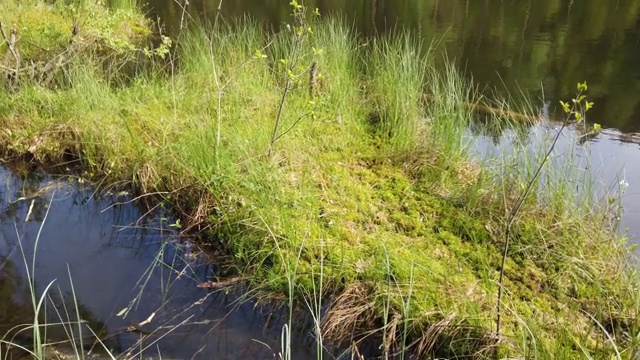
[1,0,639,358]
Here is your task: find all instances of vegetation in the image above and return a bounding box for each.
[164,0,640,133]
[1,0,639,358]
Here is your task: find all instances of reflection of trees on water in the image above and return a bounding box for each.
[0,259,31,338]
[0,168,110,354]
[0,257,105,351]
[0,167,47,223]
[0,256,111,355]
[146,0,640,131]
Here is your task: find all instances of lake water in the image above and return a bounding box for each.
[0,165,317,359]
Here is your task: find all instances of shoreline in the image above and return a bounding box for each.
[2,1,639,358]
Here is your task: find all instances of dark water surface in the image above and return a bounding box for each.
[0,165,315,359]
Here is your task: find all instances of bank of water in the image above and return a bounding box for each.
[2,0,639,356]
[0,165,316,359]
[470,122,640,246]
[147,0,640,134]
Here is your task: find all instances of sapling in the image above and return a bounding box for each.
[495,81,599,337]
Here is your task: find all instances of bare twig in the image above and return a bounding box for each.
[1,22,21,85]
[273,111,312,142]
[1,23,19,59]
[172,0,194,31]
[309,60,318,98]
[40,21,80,86]
[100,191,171,213]
[214,0,224,29]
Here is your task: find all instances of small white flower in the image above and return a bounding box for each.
[620,179,629,189]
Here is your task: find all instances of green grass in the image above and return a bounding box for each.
[1,1,639,358]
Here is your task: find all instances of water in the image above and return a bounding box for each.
[470,125,639,244]
[0,165,315,359]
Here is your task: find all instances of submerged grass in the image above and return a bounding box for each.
[0,194,117,360]
[1,0,639,358]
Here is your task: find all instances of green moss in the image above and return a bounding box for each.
[1,2,638,358]
[0,0,149,83]
[15,7,71,61]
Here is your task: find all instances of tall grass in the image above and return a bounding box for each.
[1,0,639,358]
[367,34,427,154]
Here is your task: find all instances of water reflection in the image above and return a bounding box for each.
[145,0,640,132]
[470,123,640,246]
[0,166,316,359]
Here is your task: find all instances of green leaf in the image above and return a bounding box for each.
[116,307,129,317]
[585,101,594,111]
[575,112,583,122]
[577,81,588,92]
[559,100,571,114]
[593,123,601,131]
[253,49,267,59]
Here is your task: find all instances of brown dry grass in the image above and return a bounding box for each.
[322,282,377,348]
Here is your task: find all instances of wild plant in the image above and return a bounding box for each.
[267,0,322,156]
[495,82,599,337]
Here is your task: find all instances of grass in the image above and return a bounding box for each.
[1,0,639,358]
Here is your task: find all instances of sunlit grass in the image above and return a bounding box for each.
[1,0,639,358]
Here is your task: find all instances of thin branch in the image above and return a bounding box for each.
[1,22,20,85]
[269,14,306,156]
[0,21,8,45]
[214,0,224,29]
[40,24,80,86]
[496,89,585,337]
[172,0,195,30]
[100,191,171,213]
[269,76,293,156]
[273,111,312,142]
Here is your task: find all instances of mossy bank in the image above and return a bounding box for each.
[1,1,639,358]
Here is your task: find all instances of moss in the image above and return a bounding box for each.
[15,6,71,61]
[1,2,638,358]
[0,0,150,87]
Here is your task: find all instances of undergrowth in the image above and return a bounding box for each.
[1,0,638,358]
